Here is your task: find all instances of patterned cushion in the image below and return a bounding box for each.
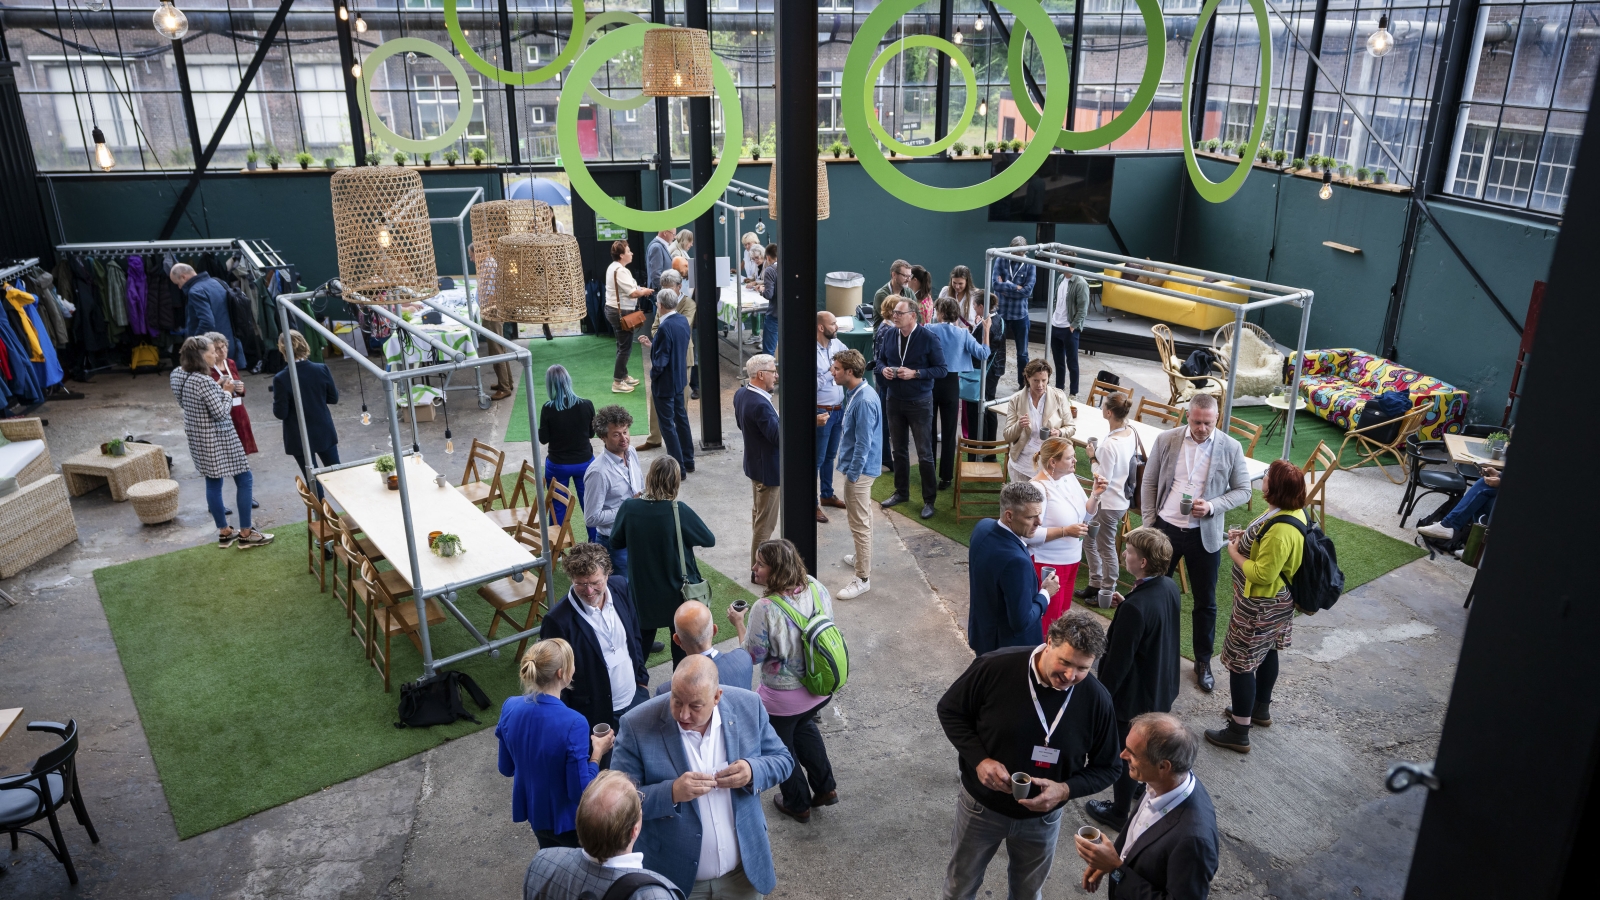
[1292,349,1469,440]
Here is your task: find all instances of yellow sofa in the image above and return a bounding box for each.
[1100,268,1244,332]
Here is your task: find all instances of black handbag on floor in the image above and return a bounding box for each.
[395,670,491,728]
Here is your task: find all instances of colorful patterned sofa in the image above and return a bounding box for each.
[1291,349,1468,441]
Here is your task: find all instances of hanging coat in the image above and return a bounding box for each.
[148,256,179,334]
[126,256,150,337]
[4,287,44,360]
[0,314,42,403]
[69,258,110,353]
[26,272,70,347]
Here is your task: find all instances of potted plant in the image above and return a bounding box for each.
[246,149,259,171]
[1337,163,1352,179]
[1372,168,1388,184]
[1271,148,1287,167]
[296,151,314,170]
[393,150,408,166]
[374,453,396,488]
[1012,139,1026,152]
[324,157,336,169]
[1256,146,1270,163]
[1291,157,1305,170]
[951,141,966,157]
[366,151,382,166]
[102,438,126,457]
[430,532,464,557]
[1356,166,1372,183]
[829,140,845,158]
[1203,138,1219,153]
[443,149,459,166]
[469,147,487,165]
[422,150,433,167]
[846,144,855,158]
[265,150,282,170]
[750,145,762,161]
[1218,140,1235,157]
[985,140,997,154]
[1484,430,1509,460]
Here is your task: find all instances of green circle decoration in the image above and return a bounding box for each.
[359,38,476,155]
[558,23,742,232]
[864,35,976,157]
[843,0,1071,212]
[579,11,652,111]
[1182,0,1270,202]
[445,0,585,86]
[1005,0,1166,151]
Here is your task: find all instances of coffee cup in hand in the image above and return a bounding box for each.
[1077,825,1103,844]
[731,599,749,613]
[1179,494,1194,516]
[1010,772,1032,800]
[592,723,612,738]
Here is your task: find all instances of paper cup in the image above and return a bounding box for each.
[592,723,612,738]
[1077,825,1103,844]
[731,600,749,613]
[1098,588,1114,610]
[1010,772,1032,800]
[1086,523,1100,541]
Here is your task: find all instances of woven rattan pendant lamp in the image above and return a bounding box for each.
[767,159,831,220]
[490,232,586,324]
[642,27,713,97]
[331,166,438,304]
[469,199,555,317]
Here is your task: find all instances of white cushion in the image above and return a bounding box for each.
[0,440,44,480]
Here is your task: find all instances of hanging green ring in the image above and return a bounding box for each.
[445,0,585,86]
[1182,0,1271,202]
[843,0,1070,212]
[579,11,653,110]
[1005,0,1166,150]
[559,23,742,232]
[863,35,976,157]
[359,38,476,155]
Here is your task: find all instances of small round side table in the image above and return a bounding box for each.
[127,478,180,525]
[1262,393,1307,445]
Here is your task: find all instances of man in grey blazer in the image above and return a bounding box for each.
[655,601,755,694]
[523,770,683,900]
[613,656,794,898]
[1139,393,1251,692]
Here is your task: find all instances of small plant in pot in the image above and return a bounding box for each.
[246,149,259,171]
[951,141,966,157]
[1271,149,1287,167]
[469,147,487,165]
[374,453,397,488]
[265,150,282,170]
[1337,163,1352,179]
[1484,430,1510,460]
[296,151,314,170]
[102,438,126,457]
[1372,168,1388,184]
[393,150,408,166]
[366,151,382,166]
[1011,139,1026,152]
[1356,166,1372,183]
[1220,140,1236,157]
[846,144,855,157]
[443,149,459,166]
[429,532,464,557]
[324,157,337,169]
[985,140,997,154]
[1203,138,1220,153]
[1292,157,1305,170]
[829,140,845,158]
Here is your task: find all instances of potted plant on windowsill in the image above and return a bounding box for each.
[1292,157,1305,171]
[422,150,433,167]
[985,140,997,155]
[443,149,459,166]
[374,454,397,488]
[829,140,845,159]
[246,150,259,171]
[1356,166,1372,183]
[325,157,337,169]
[1271,149,1287,168]
[1372,168,1389,184]
[393,150,408,166]
[846,144,855,158]
[469,147,487,165]
[266,150,282,170]
[366,151,382,166]
[951,141,966,158]
[429,532,464,557]
[296,152,314,170]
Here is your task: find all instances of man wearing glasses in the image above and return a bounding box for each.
[876,299,948,520]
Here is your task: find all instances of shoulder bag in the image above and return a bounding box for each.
[1125,427,1148,510]
[673,500,712,604]
[614,266,646,332]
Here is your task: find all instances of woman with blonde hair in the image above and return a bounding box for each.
[743,538,839,823]
[741,231,764,280]
[171,334,272,548]
[1024,437,1105,634]
[671,228,694,262]
[271,329,340,498]
[496,637,613,849]
[1002,359,1072,482]
[608,456,716,662]
[205,331,257,456]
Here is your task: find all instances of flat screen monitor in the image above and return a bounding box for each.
[986,153,1116,224]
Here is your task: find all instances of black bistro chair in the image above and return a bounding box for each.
[1398,435,1468,527]
[0,719,99,885]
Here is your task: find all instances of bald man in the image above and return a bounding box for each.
[654,602,755,695]
[612,656,793,898]
[170,262,241,368]
[522,771,681,900]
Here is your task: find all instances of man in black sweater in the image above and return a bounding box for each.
[877,297,947,519]
[937,609,1120,900]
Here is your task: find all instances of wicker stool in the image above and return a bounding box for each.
[127,479,180,525]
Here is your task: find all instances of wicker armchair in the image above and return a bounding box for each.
[1153,324,1225,405]
[0,474,79,578]
[0,417,54,486]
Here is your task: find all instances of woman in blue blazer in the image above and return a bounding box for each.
[496,638,614,849]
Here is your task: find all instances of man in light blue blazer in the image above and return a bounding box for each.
[655,601,755,695]
[613,656,794,898]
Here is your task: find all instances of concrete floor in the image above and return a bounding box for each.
[0,339,1472,898]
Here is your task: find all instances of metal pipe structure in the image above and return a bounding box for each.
[422,186,488,408]
[273,283,549,682]
[686,0,722,451]
[989,243,1314,457]
[663,176,769,371]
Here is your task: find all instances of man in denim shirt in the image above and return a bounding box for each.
[991,236,1037,388]
[831,349,881,600]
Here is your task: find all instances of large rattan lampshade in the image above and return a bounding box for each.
[331,166,438,304]
[489,232,585,324]
[767,159,831,220]
[642,27,713,97]
[469,199,554,316]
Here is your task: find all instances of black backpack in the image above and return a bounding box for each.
[577,872,682,900]
[1265,514,1344,615]
[395,670,491,728]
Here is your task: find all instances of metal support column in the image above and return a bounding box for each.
[498,0,521,167]
[935,0,954,143]
[1291,0,1331,163]
[651,0,675,187]
[776,0,819,572]
[1064,0,1085,137]
[1189,13,1216,143]
[171,40,204,168]
[334,5,367,165]
[686,0,723,450]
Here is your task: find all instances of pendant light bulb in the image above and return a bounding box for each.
[376,226,392,249]
[338,5,349,21]
[445,431,454,454]
[355,17,368,34]
[1319,171,1333,200]
[979,100,988,117]
[1367,14,1394,57]
[361,408,371,426]
[974,16,984,31]
[87,0,106,11]
[153,1,189,40]
[351,62,362,79]
[674,71,683,88]
[954,31,963,45]
[92,126,115,171]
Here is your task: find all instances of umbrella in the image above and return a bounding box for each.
[508,177,572,206]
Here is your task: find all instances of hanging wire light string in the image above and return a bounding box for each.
[356,358,372,425]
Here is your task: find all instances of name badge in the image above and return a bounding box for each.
[1031,745,1061,766]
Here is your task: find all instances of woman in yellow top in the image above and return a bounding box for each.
[1207,458,1307,754]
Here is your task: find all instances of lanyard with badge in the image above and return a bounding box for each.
[1027,662,1073,769]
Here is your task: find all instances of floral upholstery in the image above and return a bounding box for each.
[1290,349,1468,440]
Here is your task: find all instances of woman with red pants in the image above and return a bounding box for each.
[1024,437,1106,637]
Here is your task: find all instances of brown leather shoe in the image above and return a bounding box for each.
[820,496,847,510]
[810,790,838,807]
[635,440,661,452]
[773,796,810,823]
[489,387,512,401]
[815,507,829,523]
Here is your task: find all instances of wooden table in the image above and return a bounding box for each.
[0,707,22,743]
[59,442,169,501]
[318,454,535,597]
[1443,433,1505,468]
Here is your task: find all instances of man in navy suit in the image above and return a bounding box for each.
[538,543,651,733]
[613,656,794,898]
[733,354,781,567]
[640,289,695,475]
[967,481,1062,654]
[656,601,754,694]
[1075,713,1219,899]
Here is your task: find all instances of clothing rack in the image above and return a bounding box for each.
[1,257,74,414]
[0,258,45,285]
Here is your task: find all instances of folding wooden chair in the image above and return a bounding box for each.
[1335,403,1428,484]
[477,524,552,664]
[295,476,338,592]
[955,437,1009,522]
[333,532,374,649]
[1086,379,1133,410]
[457,439,506,510]
[1302,440,1338,526]
[325,500,393,629]
[1134,397,1183,428]
[361,558,445,692]
[1227,416,1264,509]
[484,460,540,531]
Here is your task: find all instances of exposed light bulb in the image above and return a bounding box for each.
[153,1,189,40]
[974,16,984,31]
[377,226,392,248]
[338,5,349,21]
[755,221,765,234]
[86,0,106,11]
[674,71,683,87]
[351,62,362,78]
[979,100,988,117]
[406,51,418,63]
[954,31,963,45]
[361,410,372,425]
[1320,171,1333,200]
[1367,14,1394,57]
[445,438,454,454]
[719,214,727,225]
[92,126,115,171]
[355,17,368,34]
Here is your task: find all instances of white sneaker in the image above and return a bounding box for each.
[1417,522,1454,542]
[743,333,761,345]
[843,553,856,567]
[837,578,870,600]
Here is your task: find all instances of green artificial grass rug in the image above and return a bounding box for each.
[95,518,753,838]
[1227,403,1393,471]
[869,451,1424,660]
[504,334,650,443]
